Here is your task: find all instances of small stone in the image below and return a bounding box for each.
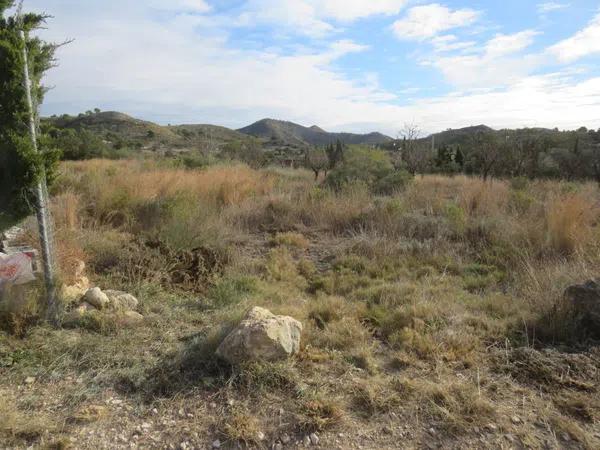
[212,440,221,449]
[257,431,265,441]
[227,399,235,406]
[511,416,521,424]
[428,427,436,435]
[274,444,283,450]
[309,433,319,445]
[210,402,217,409]
[25,376,36,384]
[560,432,571,442]
[141,422,152,430]
[178,409,185,417]
[303,435,311,446]
[152,408,158,415]
[485,423,498,432]
[383,426,393,434]
[281,434,291,444]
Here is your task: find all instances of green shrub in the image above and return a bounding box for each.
[373,169,413,195]
[325,147,412,194]
[208,276,257,308]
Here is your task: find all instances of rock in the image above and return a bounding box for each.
[212,439,221,449]
[84,287,110,309]
[280,434,291,444]
[117,311,144,327]
[565,280,600,335]
[104,290,139,311]
[25,376,36,384]
[303,435,311,447]
[274,444,283,450]
[216,307,303,364]
[485,423,498,432]
[511,416,521,424]
[309,433,319,445]
[257,431,265,441]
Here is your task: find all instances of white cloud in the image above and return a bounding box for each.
[144,0,211,13]
[549,12,600,62]
[431,34,476,52]
[319,0,408,21]
[236,0,407,37]
[485,30,539,57]
[424,30,542,89]
[537,2,570,13]
[392,3,480,40]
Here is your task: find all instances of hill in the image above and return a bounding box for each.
[238,118,393,147]
[44,111,254,153]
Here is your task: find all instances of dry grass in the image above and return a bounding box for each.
[3,161,600,448]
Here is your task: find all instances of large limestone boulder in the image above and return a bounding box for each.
[216,307,303,365]
[104,290,139,311]
[565,280,600,335]
[83,287,110,309]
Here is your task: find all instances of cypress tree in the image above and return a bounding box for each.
[0,1,59,229]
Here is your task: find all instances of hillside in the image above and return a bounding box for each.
[238,118,393,146]
[45,111,255,152]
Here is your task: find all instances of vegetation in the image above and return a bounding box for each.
[2,157,600,448]
[0,1,59,228]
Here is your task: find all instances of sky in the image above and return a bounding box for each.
[18,0,600,135]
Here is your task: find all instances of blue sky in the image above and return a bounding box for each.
[21,0,600,135]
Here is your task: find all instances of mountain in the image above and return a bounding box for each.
[238,118,393,147]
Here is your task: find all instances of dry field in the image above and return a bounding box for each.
[1,159,600,449]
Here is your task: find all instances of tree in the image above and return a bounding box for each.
[466,132,503,181]
[0,1,59,228]
[325,140,344,170]
[325,147,412,194]
[455,146,464,170]
[397,123,432,175]
[304,147,328,180]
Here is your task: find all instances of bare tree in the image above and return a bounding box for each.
[305,147,329,180]
[468,132,503,181]
[397,123,433,175]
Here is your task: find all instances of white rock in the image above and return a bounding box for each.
[303,435,311,447]
[216,307,303,364]
[118,311,144,327]
[309,433,319,445]
[281,434,291,444]
[104,290,139,311]
[84,287,110,309]
[212,440,221,449]
[257,431,265,441]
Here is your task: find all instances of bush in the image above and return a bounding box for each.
[373,169,413,195]
[325,147,412,194]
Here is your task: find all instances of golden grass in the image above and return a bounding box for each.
[545,192,600,255]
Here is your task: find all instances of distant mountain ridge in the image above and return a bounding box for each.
[238,118,393,146]
[46,112,393,150]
